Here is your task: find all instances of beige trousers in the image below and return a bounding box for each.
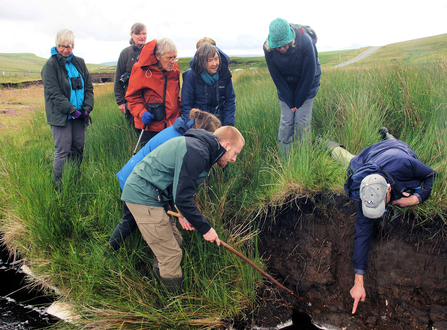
[125,202,183,278]
[331,146,355,168]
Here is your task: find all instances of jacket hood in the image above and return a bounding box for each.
[172,117,194,135]
[138,39,159,67]
[190,47,231,79]
[183,129,226,166]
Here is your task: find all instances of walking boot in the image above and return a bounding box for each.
[159,276,183,296]
[379,127,397,140]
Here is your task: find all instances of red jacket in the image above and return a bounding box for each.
[125,39,181,132]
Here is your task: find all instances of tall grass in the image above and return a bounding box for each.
[1,58,446,328]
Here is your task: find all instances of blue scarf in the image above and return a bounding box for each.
[50,47,85,111]
[201,71,219,86]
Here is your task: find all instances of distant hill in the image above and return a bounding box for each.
[1,33,446,83]
[101,61,117,66]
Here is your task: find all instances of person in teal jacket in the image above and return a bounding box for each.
[41,29,94,186]
[122,126,244,293]
[107,109,221,251]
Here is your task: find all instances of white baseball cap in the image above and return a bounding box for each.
[360,174,388,219]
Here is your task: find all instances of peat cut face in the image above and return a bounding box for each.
[255,194,447,330]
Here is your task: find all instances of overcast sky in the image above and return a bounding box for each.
[0,0,445,64]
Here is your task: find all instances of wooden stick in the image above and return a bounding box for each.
[167,209,311,306]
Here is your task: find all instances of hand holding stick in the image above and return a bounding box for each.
[167,209,311,306]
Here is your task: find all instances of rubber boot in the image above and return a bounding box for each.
[379,127,396,140]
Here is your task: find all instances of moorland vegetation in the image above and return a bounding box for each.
[0,34,446,329]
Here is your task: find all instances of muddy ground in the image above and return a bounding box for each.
[234,194,447,330]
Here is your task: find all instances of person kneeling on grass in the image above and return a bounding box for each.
[324,127,437,314]
[107,109,221,251]
[121,126,245,294]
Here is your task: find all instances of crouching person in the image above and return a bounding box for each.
[121,126,245,294]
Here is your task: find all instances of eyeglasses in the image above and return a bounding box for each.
[58,45,73,50]
[162,55,179,62]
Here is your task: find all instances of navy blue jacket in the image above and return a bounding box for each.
[345,140,437,273]
[181,48,236,126]
[264,27,321,109]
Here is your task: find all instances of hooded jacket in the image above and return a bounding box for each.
[41,48,94,127]
[125,39,181,132]
[264,27,321,109]
[121,129,226,235]
[116,116,194,189]
[181,48,236,126]
[346,140,437,273]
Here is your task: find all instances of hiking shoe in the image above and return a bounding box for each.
[379,127,397,140]
[379,127,389,140]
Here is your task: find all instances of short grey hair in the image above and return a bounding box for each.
[154,38,177,56]
[55,29,75,48]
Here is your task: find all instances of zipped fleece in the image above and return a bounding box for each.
[125,39,181,132]
[121,129,226,235]
[41,51,94,127]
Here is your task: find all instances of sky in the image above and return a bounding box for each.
[0,0,446,64]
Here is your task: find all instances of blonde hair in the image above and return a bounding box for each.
[55,29,75,48]
[213,126,245,146]
[189,109,221,133]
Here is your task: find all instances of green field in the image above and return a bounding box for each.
[1,34,446,329]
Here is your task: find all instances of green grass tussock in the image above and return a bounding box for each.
[1,40,447,328]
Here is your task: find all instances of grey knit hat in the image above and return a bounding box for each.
[268,18,295,48]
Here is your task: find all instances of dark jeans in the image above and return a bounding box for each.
[108,202,138,250]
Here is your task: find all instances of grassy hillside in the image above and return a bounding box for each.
[1,33,446,84]
[344,33,447,66]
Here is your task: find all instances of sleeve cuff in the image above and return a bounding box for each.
[413,193,422,203]
[354,268,365,276]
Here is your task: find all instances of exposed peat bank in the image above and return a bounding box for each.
[235,194,447,330]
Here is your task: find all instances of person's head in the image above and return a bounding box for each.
[55,29,75,57]
[267,18,295,53]
[196,37,216,49]
[360,174,392,219]
[154,38,178,71]
[213,126,245,168]
[129,23,147,49]
[193,43,221,75]
[189,108,221,132]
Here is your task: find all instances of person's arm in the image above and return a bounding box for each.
[173,147,213,236]
[220,78,236,126]
[293,34,317,109]
[264,46,294,108]
[79,59,94,113]
[41,60,76,115]
[350,273,366,314]
[125,66,147,122]
[392,159,438,207]
[180,69,194,119]
[351,204,374,313]
[114,49,128,108]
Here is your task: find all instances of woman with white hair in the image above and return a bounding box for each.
[125,38,181,146]
[41,29,94,187]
